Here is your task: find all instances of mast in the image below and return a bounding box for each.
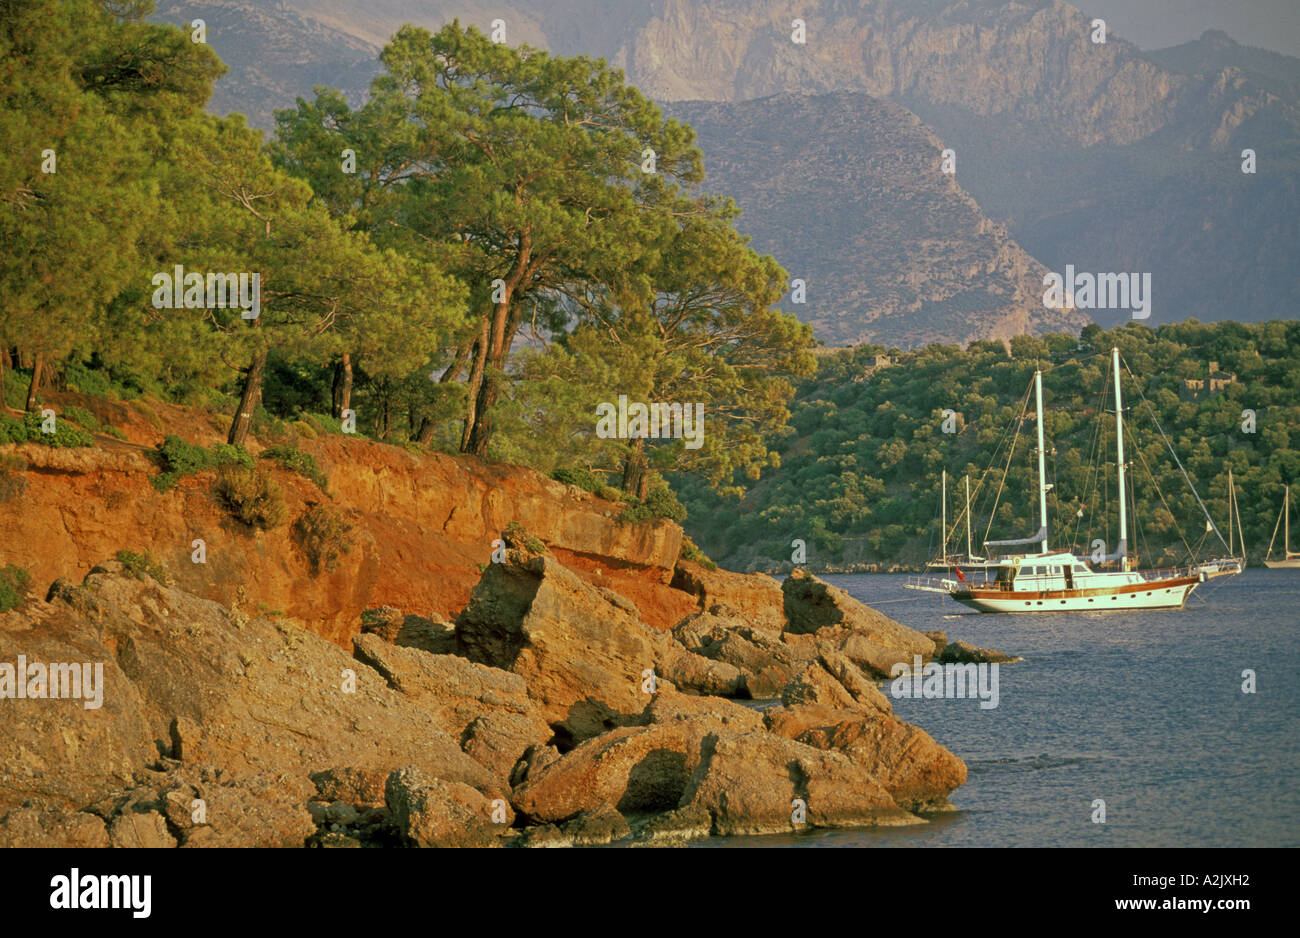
[1287,484,1292,555]
[965,474,973,561]
[941,468,947,563]
[1228,468,1236,557]
[1035,368,1049,554]
[1112,347,1129,571]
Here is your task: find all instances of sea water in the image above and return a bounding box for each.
[699,569,1300,847]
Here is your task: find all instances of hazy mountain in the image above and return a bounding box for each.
[153,1,380,130]
[149,0,1300,339]
[1147,28,1300,101]
[669,93,1087,346]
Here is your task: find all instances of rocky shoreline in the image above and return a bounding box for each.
[0,535,1016,847]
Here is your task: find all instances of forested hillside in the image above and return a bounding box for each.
[675,321,1300,571]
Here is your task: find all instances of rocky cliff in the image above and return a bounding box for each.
[0,399,1010,846]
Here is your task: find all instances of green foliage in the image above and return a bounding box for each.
[293,505,354,574]
[551,466,604,495]
[0,564,31,612]
[680,536,717,571]
[261,445,327,489]
[61,406,98,430]
[0,412,94,447]
[114,549,167,584]
[679,321,1300,569]
[150,436,252,491]
[619,484,688,525]
[214,466,287,529]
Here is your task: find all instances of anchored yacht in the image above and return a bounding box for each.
[906,347,1240,612]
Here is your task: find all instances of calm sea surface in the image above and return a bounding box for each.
[700,569,1300,848]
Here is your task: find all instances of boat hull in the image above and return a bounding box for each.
[1262,558,1300,569]
[951,575,1200,613]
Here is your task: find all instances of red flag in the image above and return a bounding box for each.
[955,566,966,583]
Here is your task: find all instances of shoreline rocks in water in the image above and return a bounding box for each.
[0,552,1007,847]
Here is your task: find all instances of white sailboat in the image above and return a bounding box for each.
[906,347,1239,612]
[1264,485,1300,569]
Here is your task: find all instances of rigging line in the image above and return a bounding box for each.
[1265,495,1284,559]
[1122,359,1229,552]
[1131,427,1199,563]
[983,379,1033,548]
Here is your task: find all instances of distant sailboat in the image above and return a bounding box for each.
[1264,485,1300,569]
[907,346,1240,612]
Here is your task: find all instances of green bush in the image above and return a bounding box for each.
[293,504,354,574]
[63,362,113,397]
[680,536,717,570]
[551,466,604,494]
[0,411,94,448]
[115,548,167,583]
[619,485,688,525]
[261,444,327,489]
[150,436,251,490]
[215,465,287,528]
[0,564,31,612]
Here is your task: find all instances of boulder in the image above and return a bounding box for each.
[456,553,662,744]
[782,570,935,675]
[352,633,552,780]
[670,562,786,632]
[0,807,109,848]
[678,731,923,836]
[938,640,1022,664]
[764,704,967,812]
[511,690,764,823]
[385,767,504,848]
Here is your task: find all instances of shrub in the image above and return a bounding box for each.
[261,444,327,489]
[597,485,625,503]
[292,419,318,440]
[115,548,167,583]
[680,536,718,571]
[150,437,251,491]
[0,564,31,611]
[214,465,286,528]
[0,453,26,502]
[0,411,94,448]
[64,362,113,397]
[294,505,354,574]
[618,485,688,525]
[551,466,603,494]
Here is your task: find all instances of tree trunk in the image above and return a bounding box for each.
[24,352,43,413]
[622,438,650,500]
[331,352,352,419]
[0,346,8,410]
[416,415,437,445]
[379,391,391,441]
[228,347,268,446]
[440,337,473,383]
[459,320,490,453]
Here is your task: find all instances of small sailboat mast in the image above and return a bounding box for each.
[1113,346,1130,572]
[1035,368,1049,555]
[965,474,973,562]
